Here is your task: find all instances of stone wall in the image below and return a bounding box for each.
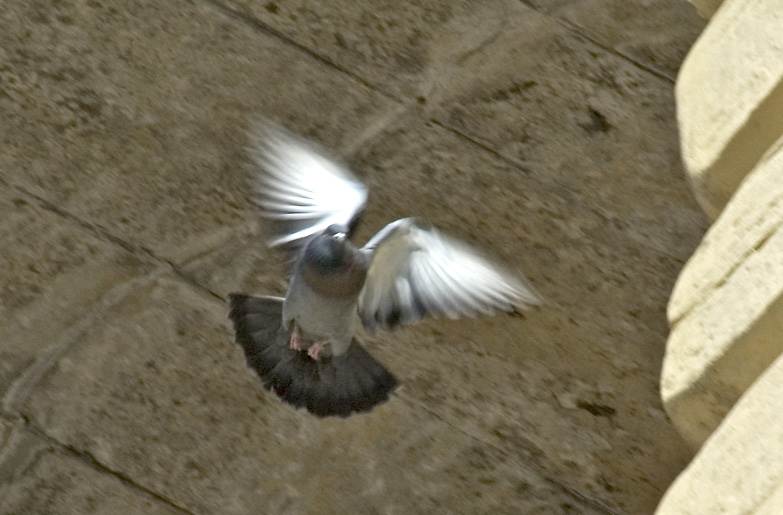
[658,0,783,512]
[0,0,706,514]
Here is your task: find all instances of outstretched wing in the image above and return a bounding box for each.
[248,122,368,248]
[358,218,541,332]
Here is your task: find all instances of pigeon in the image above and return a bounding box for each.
[228,123,541,418]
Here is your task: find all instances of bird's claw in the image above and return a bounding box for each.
[307,340,327,360]
[289,325,302,351]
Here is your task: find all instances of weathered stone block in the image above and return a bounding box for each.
[425,5,707,260]
[663,138,783,447]
[656,352,783,514]
[522,0,704,78]
[0,449,182,515]
[676,0,783,219]
[0,191,155,401]
[0,0,394,263]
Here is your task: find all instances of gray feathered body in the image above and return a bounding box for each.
[282,229,369,357]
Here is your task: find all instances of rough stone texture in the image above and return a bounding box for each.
[0,417,50,487]
[0,189,156,401]
[656,352,783,514]
[423,7,706,260]
[0,0,395,263]
[0,0,707,513]
[220,0,516,100]
[675,0,783,219]
[221,0,704,96]
[0,449,183,515]
[662,138,783,448]
[17,275,609,515]
[521,0,704,79]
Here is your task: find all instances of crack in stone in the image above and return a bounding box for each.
[517,0,676,84]
[21,420,195,515]
[200,0,403,102]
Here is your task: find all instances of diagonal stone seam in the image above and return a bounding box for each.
[201,0,403,102]
[0,414,52,487]
[517,0,678,83]
[10,185,229,304]
[19,419,195,515]
[430,119,692,265]
[398,394,623,515]
[2,270,170,414]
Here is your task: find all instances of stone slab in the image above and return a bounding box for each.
[187,114,696,514]
[656,352,783,514]
[0,0,395,263]
[221,0,514,100]
[18,274,611,515]
[522,0,705,79]
[221,0,704,97]
[0,449,182,515]
[663,139,783,447]
[675,0,783,219]
[423,6,707,261]
[0,190,155,401]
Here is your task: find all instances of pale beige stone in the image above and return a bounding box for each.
[756,483,783,515]
[669,137,783,324]
[684,0,724,18]
[656,352,783,514]
[676,0,783,219]
[663,138,783,447]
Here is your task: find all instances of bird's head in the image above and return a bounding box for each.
[300,224,369,297]
[304,224,351,272]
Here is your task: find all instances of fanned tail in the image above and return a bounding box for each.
[228,294,398,417]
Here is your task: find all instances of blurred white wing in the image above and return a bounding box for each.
[249,122,368,248]
[358,218,541,332]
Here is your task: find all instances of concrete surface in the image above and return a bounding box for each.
[0,0,706,513]
[656,352,783,514]
[675,0,783,219]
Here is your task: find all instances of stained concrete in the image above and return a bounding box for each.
[0,0,705,513]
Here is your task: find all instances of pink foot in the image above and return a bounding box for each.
[307,340,327,360]
[289,325,302,351]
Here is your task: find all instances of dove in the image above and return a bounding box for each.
[228,123,541,418]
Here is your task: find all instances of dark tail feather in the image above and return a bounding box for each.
[228,294,399,418]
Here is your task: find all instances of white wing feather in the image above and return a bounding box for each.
[249,122,368,247]
[359,218,541,332]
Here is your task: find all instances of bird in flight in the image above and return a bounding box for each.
[228,122,541,418]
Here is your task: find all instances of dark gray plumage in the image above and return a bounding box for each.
[228,294,397,417]
[228,122,541,418]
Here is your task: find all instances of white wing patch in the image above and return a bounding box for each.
[249,122,368,247]
[359,218,541,332]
